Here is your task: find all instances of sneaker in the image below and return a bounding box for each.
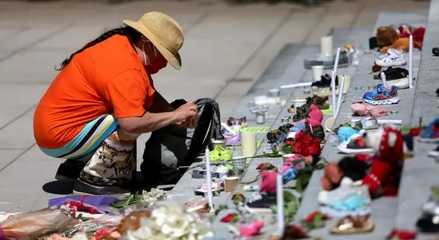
[362,84,400,105]
[55,159,86,182]
[73,176,131,195]
[375,48,406,67]
[375,67,409,89]
[428,146,439,161]
[419,118,439,143]
[337,132,375,154]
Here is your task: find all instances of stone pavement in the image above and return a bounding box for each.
[0,0,429,212]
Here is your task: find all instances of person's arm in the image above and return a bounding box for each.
[118,101,197,134]
[149,92,174,113]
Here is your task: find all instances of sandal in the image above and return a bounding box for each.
[331,215,374,234]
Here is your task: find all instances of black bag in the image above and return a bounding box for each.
[141,98,223,188]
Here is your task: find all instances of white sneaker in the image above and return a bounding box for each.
[375,48,406,67]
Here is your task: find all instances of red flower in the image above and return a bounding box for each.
[220,213,240,223]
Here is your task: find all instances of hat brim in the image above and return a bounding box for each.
[123,19,182,70]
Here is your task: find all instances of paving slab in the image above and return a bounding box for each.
[33,26,106,50]
[394,0,439,237]
[0,26,67,53]
[0,146,59,212]
[0,149,24,171]
[0,109,36,149]
[0,49,68,84]
[0,83,48,129]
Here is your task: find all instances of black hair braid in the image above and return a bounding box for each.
[57,26,141,71]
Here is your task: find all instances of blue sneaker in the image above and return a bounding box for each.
[362,84,399,105]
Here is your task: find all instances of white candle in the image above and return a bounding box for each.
[312,65,324,82]
[409,34,413,89]
[381,71,387,88]
[276,167,284,236]
[331,48,341,118]
[240,130,257,157]
[321,36,333,57]
[205,148,214,211]
[334,76,345,119]
[280,82,313,89]
[342,74,351,94]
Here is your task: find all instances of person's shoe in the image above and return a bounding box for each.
[420,118,439,142]
[311,74,339,88]
[337,132,375,154]
[55,159,86,182]
[375,48,406,67]
[73,138,136,195]
[374,67,409,89]
[246,193,277,213]
[362,84,400,105]
[73,171,131,195]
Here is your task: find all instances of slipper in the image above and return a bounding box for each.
[330,215,374,234]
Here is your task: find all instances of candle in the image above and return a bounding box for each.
[381,71,387,88]
[331,48,341,118]
[321,36,333,57]
[240,129,257,157]
[205,148,214,211]
[409,34,413,89]
[342,74,351,94]
[312,65,324,82]
[276,166,285,236]
[334,76,345,119]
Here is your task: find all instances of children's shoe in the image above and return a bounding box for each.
[419,118,439,143]
[337,132,375,154]
[428,146,439,161]
[362,84,400,105]
[375,48,406,67]
[375,67,409,89]
[246,193,277,213]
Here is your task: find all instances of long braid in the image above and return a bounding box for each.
[57,26,141,71]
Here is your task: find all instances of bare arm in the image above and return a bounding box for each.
[118,102,197,134]
[149,92,174,113]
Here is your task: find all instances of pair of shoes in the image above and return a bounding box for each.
[375,48,406,67]
[56,139,136,195]
[362,84,400,105]
[56,162,133,195]
[374,67,409,89]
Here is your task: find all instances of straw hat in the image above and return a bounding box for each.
[123,12,184,69]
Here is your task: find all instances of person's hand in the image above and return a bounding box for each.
[176,115,198,129]
[174,102,197,125]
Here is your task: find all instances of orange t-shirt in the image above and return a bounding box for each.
[34,35,155,149]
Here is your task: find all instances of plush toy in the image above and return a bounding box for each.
[376,25,426,53]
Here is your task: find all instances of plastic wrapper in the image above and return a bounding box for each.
[0,208,77,240]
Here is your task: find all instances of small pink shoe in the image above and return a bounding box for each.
[351,102,388,117]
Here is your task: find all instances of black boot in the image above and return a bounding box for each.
[55,159,86,182]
